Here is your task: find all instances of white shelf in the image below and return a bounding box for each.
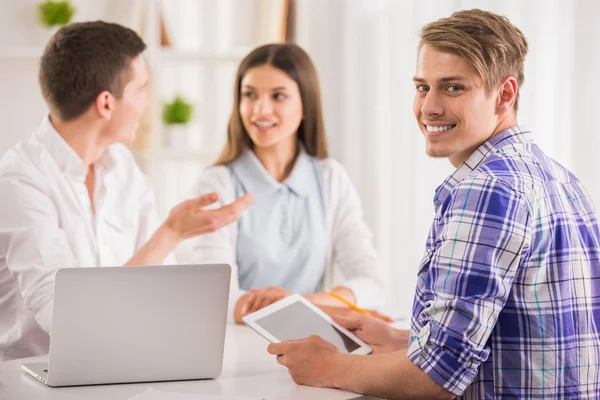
[0,47,251,62]
[0,47,43,59]
[157,48,251,63]
[134,148,218,162]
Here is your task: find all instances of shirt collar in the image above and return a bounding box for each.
[284,145,314,197]
[34,115,119,181]
[230,144,314,197]
[433,126,533,209]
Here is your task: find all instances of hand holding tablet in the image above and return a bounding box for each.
[242,294,372,355]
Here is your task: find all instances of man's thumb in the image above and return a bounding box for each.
[332,314,361,331]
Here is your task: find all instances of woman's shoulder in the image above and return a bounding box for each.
[315,157,352,184]
[314,157,361,212]
[195,165,234,196]
[199,164,230,179]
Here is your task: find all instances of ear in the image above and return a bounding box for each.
[95,90,115,120]
[496,76,518,116]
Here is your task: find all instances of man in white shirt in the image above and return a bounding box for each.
[0,21,254,360]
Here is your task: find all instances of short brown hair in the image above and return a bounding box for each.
[420,9,528,111]
[215,43,328,165]
[39,21,146,121]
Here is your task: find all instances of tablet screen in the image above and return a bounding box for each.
[253,301,360,353]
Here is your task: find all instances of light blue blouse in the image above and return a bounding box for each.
[228,147,327,294]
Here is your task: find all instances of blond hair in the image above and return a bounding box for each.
[420,9,528,111]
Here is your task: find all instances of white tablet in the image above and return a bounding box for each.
[242,294,372,355]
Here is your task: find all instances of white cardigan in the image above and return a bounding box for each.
[179,158,385,322]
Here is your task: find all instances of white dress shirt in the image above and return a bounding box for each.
[0,117,171,360]
[179,153,385,322]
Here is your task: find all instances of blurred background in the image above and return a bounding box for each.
[1,0,599,318]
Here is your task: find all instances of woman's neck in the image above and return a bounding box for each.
[253,137,298,182]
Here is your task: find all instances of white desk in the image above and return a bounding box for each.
[0,325,363,400]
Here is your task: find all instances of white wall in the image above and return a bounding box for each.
[570,1,600,207]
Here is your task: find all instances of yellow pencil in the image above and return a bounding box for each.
[328,291,370,315]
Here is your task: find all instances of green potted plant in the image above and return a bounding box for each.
[38,0,75,30]
[162,95,194,148]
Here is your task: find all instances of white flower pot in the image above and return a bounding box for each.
[164,124,191,148]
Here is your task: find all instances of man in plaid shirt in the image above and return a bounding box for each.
[266,9,600,399]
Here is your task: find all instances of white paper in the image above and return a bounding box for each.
[129,387,264,400]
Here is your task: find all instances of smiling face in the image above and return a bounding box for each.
[239,64,303,152]
[413,44,501,167]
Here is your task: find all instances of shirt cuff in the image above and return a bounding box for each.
[407,321,487,396]
[36,301,54,334]
[163,252,178,265]
[341,276,385,310]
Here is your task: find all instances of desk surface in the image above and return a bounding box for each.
[0,325,362,400]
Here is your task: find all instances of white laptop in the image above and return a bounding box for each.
[21,264,231,387]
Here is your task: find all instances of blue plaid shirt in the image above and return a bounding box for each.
[408,127,600,399]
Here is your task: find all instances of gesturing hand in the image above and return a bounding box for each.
[165,192,255,241]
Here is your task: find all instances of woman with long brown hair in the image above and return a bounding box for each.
[186,43,385,324]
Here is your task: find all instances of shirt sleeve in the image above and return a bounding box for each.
[0,176,79,334]
[408,174,531,396]
[328,161,385,309]
[134,176,177,265]
[130,157,177,265]
[176,169,245,323]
